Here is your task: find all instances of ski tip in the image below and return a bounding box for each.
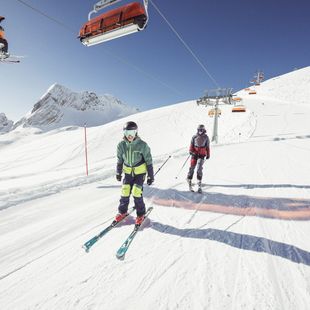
[82,245,90,253]
[116,253,125,260]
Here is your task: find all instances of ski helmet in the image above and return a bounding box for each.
[123,121,138,131]
[197,124,206,135]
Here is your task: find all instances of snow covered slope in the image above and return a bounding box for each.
[0,68,309,310]
[13,83,139,130]
[238,66,310,104]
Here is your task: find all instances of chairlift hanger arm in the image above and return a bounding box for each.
[94,0,122,12]
[88,0,122,20]
[88,0,148,20]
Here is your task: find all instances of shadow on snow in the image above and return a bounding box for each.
[143,187,310,220]
[151,221,310,266]
[203,183,310,190]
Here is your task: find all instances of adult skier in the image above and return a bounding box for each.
[115,121,154,225]
[0,16,9,57]
[187,124,210,193]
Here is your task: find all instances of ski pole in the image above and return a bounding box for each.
[154,155,171,177]
[175,154,190,179]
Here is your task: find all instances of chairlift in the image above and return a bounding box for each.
[232,105,246,112]
[79,0,149,46]
[232,97,242,102]
[0,16,22,64]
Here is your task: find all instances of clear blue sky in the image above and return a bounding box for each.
[1,0,309,120]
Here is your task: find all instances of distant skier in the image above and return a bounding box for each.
[0,16,9,57]
[115,121,154,225]
[187,124,210,193]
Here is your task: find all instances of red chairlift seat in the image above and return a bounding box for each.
[79,2,147,46]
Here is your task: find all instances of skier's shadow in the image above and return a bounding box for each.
[142,186,310,220]
[202,183,310,190]
[150,221,310,266]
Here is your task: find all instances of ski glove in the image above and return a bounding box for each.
[147,176,154,185]
[116,162,123,175]
[146,164,154,186]
[116,174,122,182]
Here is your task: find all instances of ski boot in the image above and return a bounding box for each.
[115,212,128,223]
[135,215,145,226]
[0,49,9,59]
[197,181,202,194]
[187,178,194,192]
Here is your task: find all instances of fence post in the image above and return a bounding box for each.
[84,123,89,176]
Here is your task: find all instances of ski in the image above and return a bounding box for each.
[83,207,135,252]
[0,59,20,63]
[116,206,153,260]
[0,54,23,64]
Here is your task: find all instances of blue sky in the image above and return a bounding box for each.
[1,0,309,120]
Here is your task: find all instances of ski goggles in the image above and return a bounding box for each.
[124,129,137,137]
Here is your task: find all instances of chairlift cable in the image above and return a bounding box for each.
[15,0,75,33]
[149,0,220,89]
[104,50,184,96]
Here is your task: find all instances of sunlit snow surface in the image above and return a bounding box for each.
[0,67,310,309]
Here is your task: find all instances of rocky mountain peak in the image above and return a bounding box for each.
[13,83,139,131]
[0,113,14,134]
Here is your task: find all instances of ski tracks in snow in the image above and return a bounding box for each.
[0,167,115,211]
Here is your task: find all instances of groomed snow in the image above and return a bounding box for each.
[0,67,309,309]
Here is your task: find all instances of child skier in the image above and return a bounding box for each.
[0,16,9,57]
[187,124,210,193]
[115,121,154,225]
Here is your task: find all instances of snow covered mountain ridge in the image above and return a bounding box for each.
[0,113,14,134]
[238,66,310,104]
[12,83,139,131]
